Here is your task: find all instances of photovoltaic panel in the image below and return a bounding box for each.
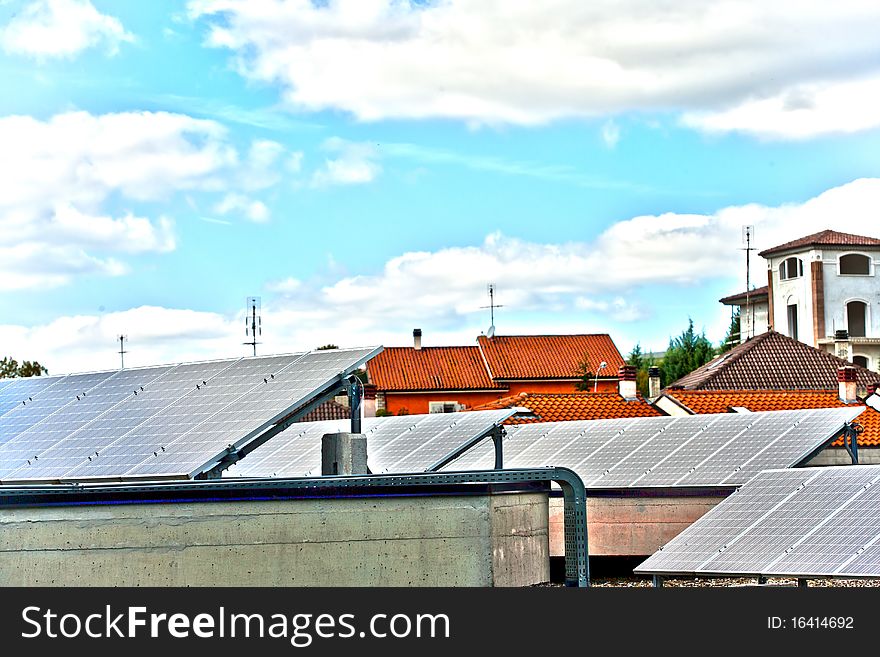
[0,375,66,426]
[0,371,114,448]
[228,409,517,478]
[635,465,880,579]
[0,348,380,483]
[1,361,235,480]
[442,408,862,489]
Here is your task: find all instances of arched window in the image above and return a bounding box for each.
[839,253,871,276]
[853,355,869,369]
[779,257,803,280]
[847,301,868,338]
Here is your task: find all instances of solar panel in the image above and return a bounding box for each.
[0,348,380,483]
[635,465,880,579]
[228,409,517,478]
[0,375,67,436]
[441,408,862,489]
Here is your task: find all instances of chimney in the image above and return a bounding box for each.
[648,366,661,401]
[618,365,637,400]
[321,432,368,476]
[835,329,851,361]
[413,328,422,350]
[362,384,378,418]
[838,366,858,404]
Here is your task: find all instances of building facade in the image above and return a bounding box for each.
[721,230,880,371]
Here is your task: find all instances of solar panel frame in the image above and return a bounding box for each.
[441,408,859,490]
[0,348,381,483]
[635,465,880,580]
[228,409,517,478]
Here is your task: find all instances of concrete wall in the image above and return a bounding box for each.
[805,446,879,466]
[547,495,723,557]
[740,300,770,341]
[0,493,549,587]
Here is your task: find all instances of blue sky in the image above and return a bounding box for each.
[2,0,880,372]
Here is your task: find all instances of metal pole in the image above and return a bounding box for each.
[348,376,362,434]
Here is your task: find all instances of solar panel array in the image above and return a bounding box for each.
[0,347,379,482]
[443,408,862,488]
[635,465,880,579]
[228,408,518,477]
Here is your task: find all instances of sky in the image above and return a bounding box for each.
[1,0,880,374]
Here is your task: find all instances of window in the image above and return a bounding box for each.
[429,401,460,414]
[787,303,798,341]
[779,257,803,280]
[839,253,871,276]
[847,301,867,338]
[853,355,869,369]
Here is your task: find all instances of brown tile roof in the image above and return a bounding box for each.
[668,331,880,391]
[297,399,350,422]
[468,391,663,424]
[477,334,625,380]
[719,285,769,305]
[663,389,880,447]
[758,229,880,257]
[367,346,502,391]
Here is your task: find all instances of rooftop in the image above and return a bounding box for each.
[469,391,662,424]
[477,334,626,381]
[668,330,880,391]
[758,229,880,258]
[367,346,501,391]
[719,285,769,305]
[662,389,880,447]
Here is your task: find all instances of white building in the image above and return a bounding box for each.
[721,229,880,372]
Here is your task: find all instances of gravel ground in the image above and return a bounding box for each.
[588,576,880,587]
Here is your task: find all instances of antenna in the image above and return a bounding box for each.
[741,225,756,340]
[480,284,505,336]
[244,296,261,357]
[118,335,127,370]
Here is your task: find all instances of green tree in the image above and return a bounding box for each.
[626,343,656,396]
[660,319,716,386]
[574,356,595,392]
[719,310,741,353]
[316,344,339,350]
[0,357,48,378]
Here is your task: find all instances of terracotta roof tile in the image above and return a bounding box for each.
[469,391,663,424]
[669,331,880,391]
[477,334,625,380]
[758,229,880,257]
[719,285,769,305]
[297,400,350,422]
[367,346,502,391]
[664,389,880,447]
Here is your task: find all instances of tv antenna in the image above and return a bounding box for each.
[481,284,504,337]
[741,226,756,340]
[118,335,127,370]
[244,296,261,356]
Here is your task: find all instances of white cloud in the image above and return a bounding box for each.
[0,110,236,289]
[601,120,620,148]
[213,193,270,223]
[682,75,880,139]
[240,138,286,190]
[311,137,381,187]
[1,0,133,58]
[189,0,880,137]
[9,178,880,371]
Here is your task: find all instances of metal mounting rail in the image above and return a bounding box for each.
[0,467,590,587]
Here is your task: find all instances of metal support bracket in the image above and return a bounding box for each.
[843,422,860,465]
[347,375,362,434]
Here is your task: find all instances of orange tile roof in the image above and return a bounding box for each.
[719,285,769,305]
[469,391,663,424]
[367,346,502,391]
[477,334,626,381]
[759,229,880,257]
[664,389,880,447]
